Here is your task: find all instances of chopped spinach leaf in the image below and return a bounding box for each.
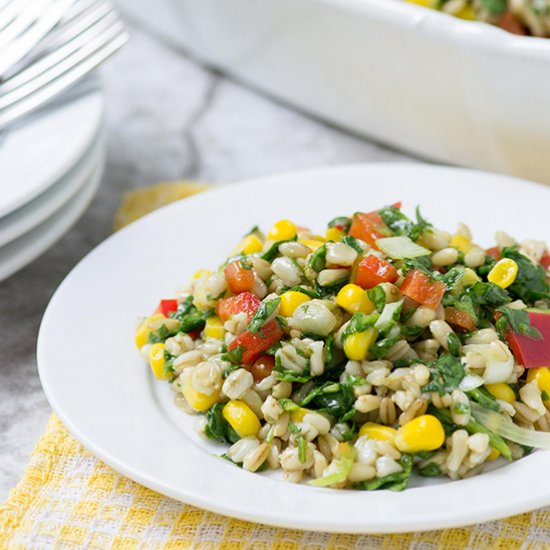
[447,332,461,357]
[423,353,465,395]
[417,462,443,478]
[342,235,363,253]
[378,205,430,242]
[369,335,400,359]
[222,346,243,365]
[204,403,240,444]
[354,454,413,491]
[367,285,386,313]
[261,236,297,262]
[341,311,379,342]
[501,246,550,304]
[171,296,211,333]
[308,244,328,272]
[495,306,542,340]
[249,297,281,336]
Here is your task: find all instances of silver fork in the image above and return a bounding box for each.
[0,0,76,77]
[0,0,127,130]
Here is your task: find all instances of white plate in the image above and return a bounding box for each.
[0,124,105,248]
[37,164,550,533]
[0,77,103,218]
[0,147,104,283]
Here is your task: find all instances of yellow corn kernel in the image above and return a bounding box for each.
[234,234,264,255]
[358,422,398,441]
[455,4,476,19]
[135,313,165,349]
[223,400,261,438]
[527,368,550,410]
[487,448,501,461]
[203,316,226,340]
[279,291,311,317]
[336,284,375,315]
[488,259,518,289]
[394,415,445,453]
[450,234,474,254]
[485,383,516,404]
[192,269,211,279]
[292,407,310,423]
[298,239,325,251]
[326,227,345,242]
[268,219,297,241]
[406,0,432,6]
[181,375,220,412]
[148,343,168,380]
[343,328,378,361]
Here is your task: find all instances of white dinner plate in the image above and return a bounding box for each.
[37,164,550,533]
[0,147,104,283]
[0,77,103,218]
[0,124,105,248]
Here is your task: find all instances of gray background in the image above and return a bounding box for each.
[0,3,413,500]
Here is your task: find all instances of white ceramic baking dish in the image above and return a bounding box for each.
[118,0,550,185]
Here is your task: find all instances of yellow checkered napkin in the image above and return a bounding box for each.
[1,183,549,549]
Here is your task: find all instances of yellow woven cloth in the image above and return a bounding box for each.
[1,182,549,549]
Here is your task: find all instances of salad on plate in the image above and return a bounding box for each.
[136,203,550,491]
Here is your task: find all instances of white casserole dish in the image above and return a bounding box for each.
[119,0,550,185]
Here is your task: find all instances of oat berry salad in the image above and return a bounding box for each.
[135,203,550,491]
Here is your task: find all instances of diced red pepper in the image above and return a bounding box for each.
[228,320,283,364]
[224,261,255,294]
[445,306,476,332]
[505,310,550,368]
[486,247,501,261]
[540,253,550,272]
[400,269,446,309]
[188,329,202,340]
[392,201,402,209]
[155,299,179,317]
[349,211,389,249]
[353,255,398,289]
[216,291,261,323]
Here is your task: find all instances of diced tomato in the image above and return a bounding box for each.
[505,310,550,369]
[353,255,398,289]
[445,306,476,332]
[224,261,255,294]
[251,354,275,382]
[497,12,527,35]
[486,246,501,260]
[228,320,284,364]
[400,269,446,309]
[392,201,402,209]
[216,292,261,323]
[188,329,202,340]
[155,299,179,317]
[349,212,388,249]
[540,253,550,271]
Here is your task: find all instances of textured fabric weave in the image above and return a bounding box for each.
[1,415,549,549]
[1,183,549,548]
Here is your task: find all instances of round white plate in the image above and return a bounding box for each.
[0,77,103,218]
[0,123,105,247]
[37,164,550,533]
[0,147,105,283]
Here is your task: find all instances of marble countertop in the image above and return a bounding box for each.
[0,1,413,501]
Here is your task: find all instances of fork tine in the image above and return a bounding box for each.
[0,0,75,75]
[0,28,127,128]
[0,17,124,106]
[0,2,116,87]
[0,0,30,31]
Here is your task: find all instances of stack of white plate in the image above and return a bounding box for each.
[0,77,105,283]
